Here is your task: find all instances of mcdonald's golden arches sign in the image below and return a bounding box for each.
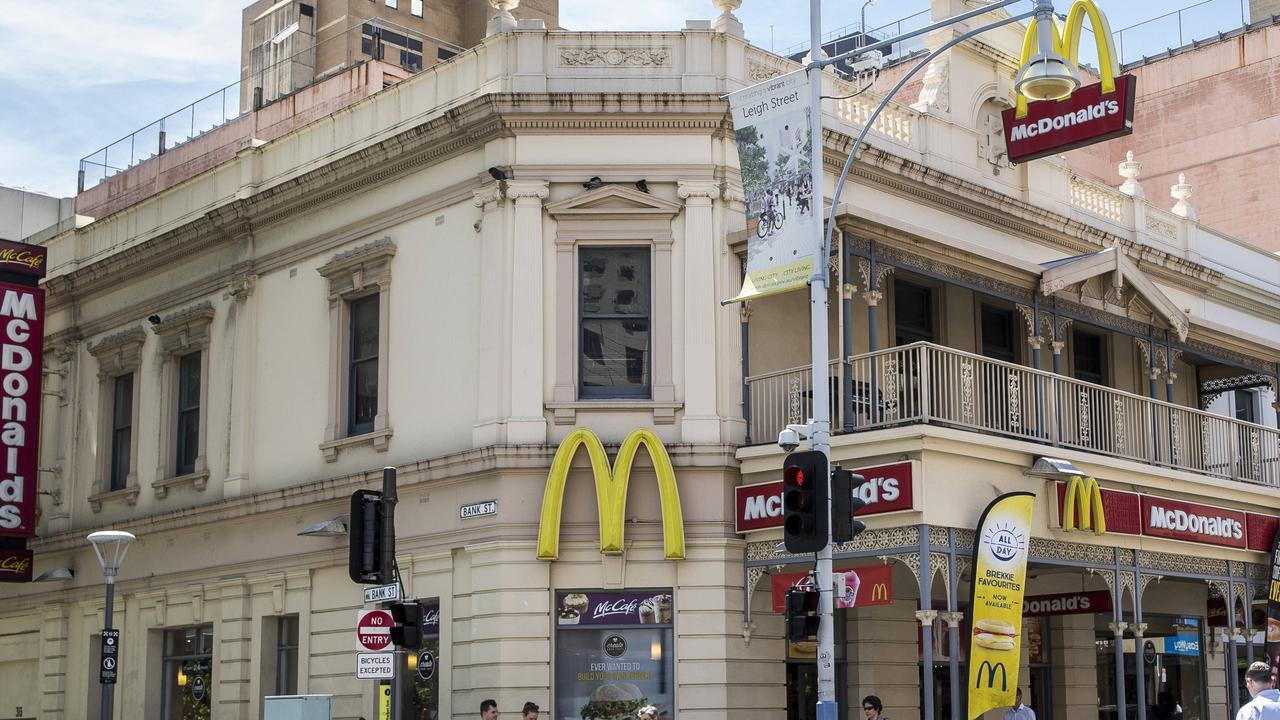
[537,428,685,560]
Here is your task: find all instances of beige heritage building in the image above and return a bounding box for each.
[4,1,1280,720]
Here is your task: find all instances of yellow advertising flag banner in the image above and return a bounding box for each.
[966,492,1035,720]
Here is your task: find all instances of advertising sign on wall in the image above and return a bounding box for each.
[768,564,894,612]
[555,589,674,720]
[0,546,33,583]
[726,70,819,302]
[967,492,1035,720]
[0,280,44,539]
[736,461,916,533]
[1265,528,1280,680]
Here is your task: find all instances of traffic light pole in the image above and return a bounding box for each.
[804,2,836,717]
[381,466,404,720]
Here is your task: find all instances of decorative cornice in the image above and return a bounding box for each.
[87,326,146,360]
[559,46,671,67]
[505,179,550,202]
[676,180,720,201]
[152,302,215,356]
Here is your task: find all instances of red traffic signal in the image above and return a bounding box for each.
[782,451,828,553]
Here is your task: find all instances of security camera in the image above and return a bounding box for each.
[778,423,811,453]
[777,427,801,453]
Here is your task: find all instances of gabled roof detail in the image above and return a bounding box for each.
[545,184,682,219]
[1040,247,1189,340]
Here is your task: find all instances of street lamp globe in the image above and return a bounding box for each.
[1016,52,1080,101]
[87,530,136,579]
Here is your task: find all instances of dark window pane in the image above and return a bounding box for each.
[276,616,299,695]
[1073,331,1105,385]
[110,374,133,491]
[1236,390,1256,423]
[894,281,934,345]
[980,305,1016,362]
[580,319,649,391]
[350,296,379,362]
[580,248,650,397]
[361,37,372,55]
[175,353,201,475]
[348,295,380,436]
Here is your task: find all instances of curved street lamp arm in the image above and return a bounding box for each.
[821,10,1036,264]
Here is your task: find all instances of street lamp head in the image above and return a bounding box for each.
[87,530,136,578]
[1015,52,1079,101]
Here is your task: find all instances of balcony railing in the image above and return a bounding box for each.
[746,342,1280,487]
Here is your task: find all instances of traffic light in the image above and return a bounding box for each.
[783,450,828,553]
[830,466,868,543]
[785,586,821,643]
[389,600,426,648]
[348,489,385,584]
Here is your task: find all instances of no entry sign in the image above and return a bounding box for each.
[357,609,393,652]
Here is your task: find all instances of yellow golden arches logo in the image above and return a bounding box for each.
[1062,475,1106,535]
[1015,0,1118,119]
[871,583,889,602]
[536,428,685,561]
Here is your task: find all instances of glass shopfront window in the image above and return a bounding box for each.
[554,589,675,720]
[1095,614,1206,720]
[162,625,213,720]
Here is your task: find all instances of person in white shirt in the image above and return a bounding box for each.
[1238,661,1280,720]
[1003,688,1035,720]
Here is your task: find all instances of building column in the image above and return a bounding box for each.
[473,182,509,446]
[224,272,257,498]
[678,180,723,443]
[214,579,252,719]
[1132,621,1149,720]
[506,180,551,444]
[40,603,70,720]
[1110,620,1129,720]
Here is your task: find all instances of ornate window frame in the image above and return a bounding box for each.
[151,302,215,498]
[546,185,681,425]
[317,237,396,461]
[87,327,147,510]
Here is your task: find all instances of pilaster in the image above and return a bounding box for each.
[40,603,70,720]
[678,179,723,442]
[506,180,551,444]
[473,182,509,446]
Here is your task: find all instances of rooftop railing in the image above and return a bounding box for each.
[747,342,1280,487]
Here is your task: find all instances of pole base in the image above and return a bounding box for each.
[816,700,839,720]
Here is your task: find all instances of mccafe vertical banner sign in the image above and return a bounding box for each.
[967,492,1034,720]
[0,239,47,549]
[1265,528,1280,678]
[1002,0,1135,163]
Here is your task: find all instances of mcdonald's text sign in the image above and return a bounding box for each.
[1002,75,1136,164]
[736,461,916,533]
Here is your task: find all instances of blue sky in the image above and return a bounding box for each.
[0,0,1248,200]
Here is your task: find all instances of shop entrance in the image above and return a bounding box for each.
[1096,614,1207,720]
[785,663,848,720]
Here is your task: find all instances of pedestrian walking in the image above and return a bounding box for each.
[481,698,498,720]
[1003,688,1035,720]
[522,701,539,720]
[1238,662,1280,720]
[862,695,887,720]
[638,705,659,720]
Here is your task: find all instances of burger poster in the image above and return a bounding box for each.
[1265,527,1280,679]
[555,590,675,720]
[966,492,1034,720]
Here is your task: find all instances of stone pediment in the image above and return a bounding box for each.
[1040,247,1188,340]
[546,184,682,219]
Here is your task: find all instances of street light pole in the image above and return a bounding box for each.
[88,530,136,720]
[802,1,1070,719]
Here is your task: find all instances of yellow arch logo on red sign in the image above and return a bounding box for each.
[1015,0,1118,119]
[536,428,685,560]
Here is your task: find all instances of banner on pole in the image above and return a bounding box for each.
[725,70,818,303]
[966,492,1035,720]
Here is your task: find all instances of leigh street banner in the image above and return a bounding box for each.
[726,70,818,302]
[967,492,1034,719]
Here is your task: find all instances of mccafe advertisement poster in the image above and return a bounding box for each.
[966,492,1034,720]
[1266,527,1280,678]
[555,589,674,720]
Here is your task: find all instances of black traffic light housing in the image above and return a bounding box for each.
[785,586,822,643]
[348,489,385,584]
[831,466,868,543]
[783,450,828,553]
[389,600,426,648]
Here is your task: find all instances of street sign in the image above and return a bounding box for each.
[460,500,497,520]
[99,629,120,684]
[417,650,435,681]
[357,652,396,679]
[357,609,394,652]
[364,583,401,604]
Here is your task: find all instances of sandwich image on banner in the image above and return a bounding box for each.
[1266,527,1280,679]
[724,69,819,303]
[966,492,1035,720]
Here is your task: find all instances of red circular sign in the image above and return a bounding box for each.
[357,610,393,652]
